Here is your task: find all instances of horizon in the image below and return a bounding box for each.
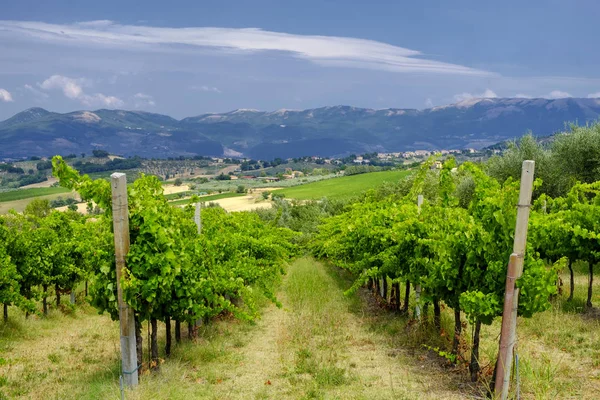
[4,95,600,122]
[1,1,600,120]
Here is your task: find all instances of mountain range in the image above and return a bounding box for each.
[1,97,599,160]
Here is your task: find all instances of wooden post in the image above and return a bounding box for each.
[193,201,203,329]
[415,194,424,319]
[494,160,534,399]
[194,202,202,235]
[70,290,75,305]
[495,254,518,397]
[111,173,139,387]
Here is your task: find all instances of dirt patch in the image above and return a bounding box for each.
[162,184,190,195]
[19,177,59,189]
[212,195,273,212]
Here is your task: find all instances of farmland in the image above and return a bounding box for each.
[167,192,245,206]
[273,169,412,200]
[0,187,76,214]
[0,187,71,202]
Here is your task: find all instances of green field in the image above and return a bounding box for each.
[273,169,412,200]
[168,192,245,205]
[0,187,71,203]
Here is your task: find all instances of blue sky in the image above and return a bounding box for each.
[1,0,599,119]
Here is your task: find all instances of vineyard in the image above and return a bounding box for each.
[1,135,600,398]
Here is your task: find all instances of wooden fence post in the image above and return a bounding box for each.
[494,160,535,399]
[111,173,139,387]
[415,194,424,319]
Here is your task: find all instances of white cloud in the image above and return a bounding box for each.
[0,20,492,76]
[38,74,123,107]
[0,88,13,102]
[546,90,572,99]
[191,85,222,93]
[453,89,498,102]
[587,92,600,98]
[82,93,124,107]
[40,75,84,99]
[133,92,156,107]
[424,98,434,108]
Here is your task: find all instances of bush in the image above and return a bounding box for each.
[174,178,183,186]
[215,173,231,181]
[92,149,109,158]
[36,160,53,170]
[236,185,246,194]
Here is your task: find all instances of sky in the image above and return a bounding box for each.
[1,0,600,120]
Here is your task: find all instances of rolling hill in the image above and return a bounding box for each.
[1,97,599,159]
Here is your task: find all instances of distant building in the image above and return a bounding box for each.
[414,150,431,157]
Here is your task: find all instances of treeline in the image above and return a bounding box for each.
[486,122,600,198]
[71,157,142,173]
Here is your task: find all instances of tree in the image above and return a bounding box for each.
[92,149,109,158]
[486,134,562,197]
[551,122,600,187]
[236,185,246,194]
[24,199,51,219]
[174,178,183,186]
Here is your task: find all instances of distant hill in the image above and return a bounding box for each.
[1,98,599,159]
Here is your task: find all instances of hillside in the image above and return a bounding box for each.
[1,97,599,159]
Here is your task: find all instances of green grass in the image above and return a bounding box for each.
[0,187,71,203]
[168,192,245,206]
[164,191,193,200]
[273,169,411,200]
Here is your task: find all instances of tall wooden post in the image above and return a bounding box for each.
[415,194,424,319]
[494,160,535,399]
[194,202,202,234]
[193,201,203,331]
[111,173,139,387]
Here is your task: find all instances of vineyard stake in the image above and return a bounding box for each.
[111,173,139,387]
[415,194,424,319]
[494,160,535,399]
[194,202,202,234]
[193,201,203,330]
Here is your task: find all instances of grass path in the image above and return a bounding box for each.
[198,257,462,399]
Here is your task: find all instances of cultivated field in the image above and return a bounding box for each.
[0,187,76,214]
[274,169,412,200]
